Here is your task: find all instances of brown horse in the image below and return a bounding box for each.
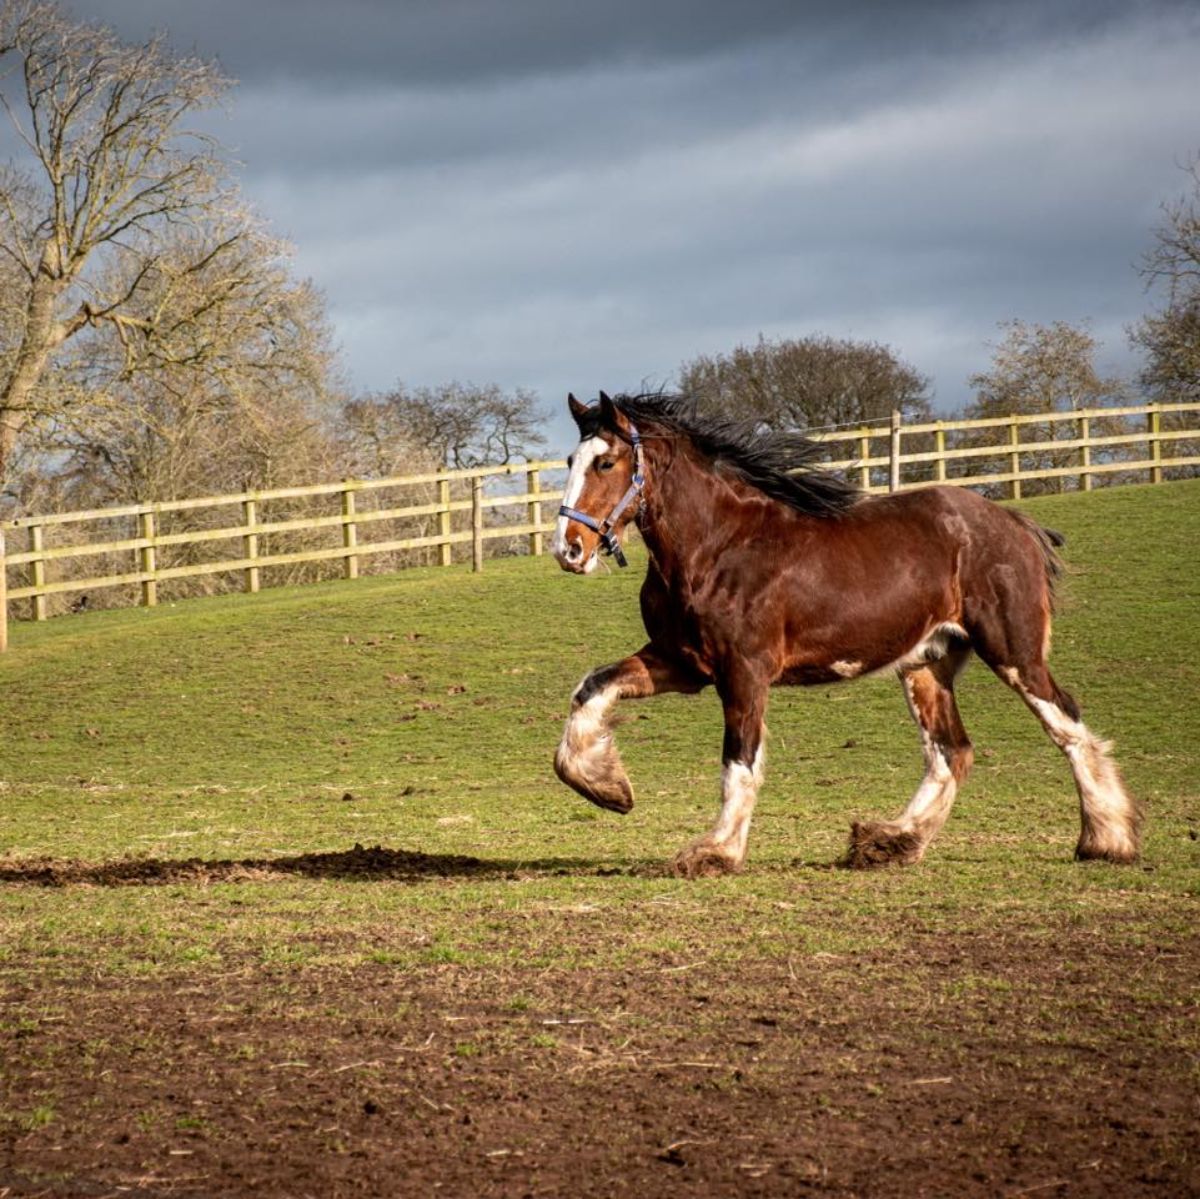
[550,392,1141,877]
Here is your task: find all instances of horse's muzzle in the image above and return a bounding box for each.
[554,536,595,574]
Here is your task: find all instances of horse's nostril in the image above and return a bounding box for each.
[566,539,583,562]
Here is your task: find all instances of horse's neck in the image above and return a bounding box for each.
[638,444,758,577]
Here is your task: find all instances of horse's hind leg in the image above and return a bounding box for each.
[994,661,1141,863]
[847,648,974,869]
[960,512,1140,862]
[555,646,705,813]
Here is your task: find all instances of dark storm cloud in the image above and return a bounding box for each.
[70,0,1176,86]
[78,0,809,83]
[27,1,1200,446]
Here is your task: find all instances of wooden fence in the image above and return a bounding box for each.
[2,400,1198,651]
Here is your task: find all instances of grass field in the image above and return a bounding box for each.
[1,479,1198,1196]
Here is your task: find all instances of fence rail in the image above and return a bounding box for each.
[2,400,1198,651]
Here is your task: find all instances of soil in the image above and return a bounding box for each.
[1,859,1197,1197]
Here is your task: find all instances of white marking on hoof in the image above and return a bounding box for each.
[1008,674,1140,862]
[555,671,633,812]
[677,744,765,875]
[712,757,760,861]
[884,671,965,856]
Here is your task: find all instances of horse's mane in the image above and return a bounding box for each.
[606,393,861,518]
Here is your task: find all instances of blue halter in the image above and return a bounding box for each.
[558,422,645,568]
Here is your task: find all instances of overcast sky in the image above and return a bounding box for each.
[38,2,1200,447]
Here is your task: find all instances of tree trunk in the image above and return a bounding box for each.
[0,255,69,483]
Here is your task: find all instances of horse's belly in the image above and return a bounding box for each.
[777,617,968,686]
[774,558,964,684]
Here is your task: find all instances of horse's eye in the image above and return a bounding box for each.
[567,454,574,469]
[598,459,615,473]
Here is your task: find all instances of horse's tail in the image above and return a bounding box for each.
[1008,510,1067,610]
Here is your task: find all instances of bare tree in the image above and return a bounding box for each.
[349,382,547,470]
[336,395,437,480]
[679,334,932,431]
[37,238,340,506]
[1131,155,1200,406]
[0,1,257,484]
[969,320,1125,416]
[963,320,1129,494]
[9,230,347,609]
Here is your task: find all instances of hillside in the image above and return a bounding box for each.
[1,480,1198,1197]
[1,479,1197,870]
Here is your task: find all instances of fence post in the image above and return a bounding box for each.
[29,523,46,620]
[243,495,260,593]
[888,410,902,492]
[527,467,543,556]
[858,433,871,491]
[1079,416,1092,492]
[1009,420,1022,500]
[471,475,484,573]
[438,472,452,567]
[341,481,359,579]
[1149,405,1162,483]
[138,510,157,608]
[935,426,947,483]
[0,529,8,653]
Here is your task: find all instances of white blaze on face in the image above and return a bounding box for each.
[553,435,610,565]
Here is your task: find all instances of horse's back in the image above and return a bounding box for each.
[854,485,1050,579]
[772,486,1055,678]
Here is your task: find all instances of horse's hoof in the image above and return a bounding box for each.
[586,777,634,814]
[843,821,925,869]
[1074,835,1139,864]
[553,749,634,813]
[671,842,741,879]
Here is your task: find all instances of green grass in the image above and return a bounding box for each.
[0,479,1198,978]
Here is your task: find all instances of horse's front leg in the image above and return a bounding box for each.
[673,676,767,878]
[555,647,704,813]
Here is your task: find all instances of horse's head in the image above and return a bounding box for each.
[553,392,645,573]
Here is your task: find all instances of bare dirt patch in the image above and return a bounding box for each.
[2,927,1197,1197]
[0,845,495,888]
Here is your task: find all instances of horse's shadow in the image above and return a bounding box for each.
[0,842,665,888]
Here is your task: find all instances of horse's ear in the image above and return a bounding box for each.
[598,392,632,440]
[567,393,590,425]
